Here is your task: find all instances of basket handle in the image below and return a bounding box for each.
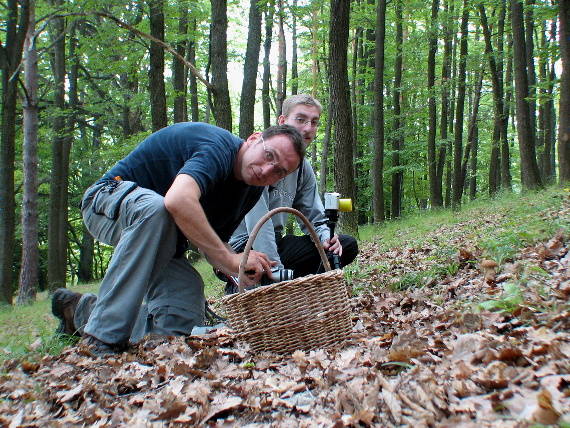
[237,207,332,293]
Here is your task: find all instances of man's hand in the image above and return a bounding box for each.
[239,250,277,286]
[323,234,343,256]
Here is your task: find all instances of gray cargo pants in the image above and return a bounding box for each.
[80,180,205,345]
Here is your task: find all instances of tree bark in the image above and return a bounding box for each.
[276,0,287,115]
[239,0,262,139]
[148,0,168,131]
[47,0,70,291]
[391,0,404,218]
[262,4,274,128]
[18,0,38,305]
[210,0,232,130]
[511,0,542,189]
[173,0,189,123]
[291,0,298,95]
[0,0,29,304]
[559,0,570,183]
[479,3,508,195]
[188,18,200,122]
[452,0,469,208]
[438,0,453,208]
[427,0,440,208]
[373,0,386,222]
[329,0,358,236]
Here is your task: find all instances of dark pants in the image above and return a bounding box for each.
[276,234,358,278]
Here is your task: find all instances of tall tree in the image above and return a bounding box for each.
[391,0,404,218]
[262,4,274,128]
[427,0,441,207]
[148,0,168,131]
[276,0,287,115]
[511,0,542,189]
[188,18,200,122]
[290,0,298,96]
[18,0,38,305]
[538,19,556,183]
[173,0,189,123]
[439,0,453,207]
[451,0,469,208]
[373,0,386,222]
[559,0,570,183]
[210,0,232,130]
[0,0,29,303]
[47,0,71,291]
[329,0,357,236]
[479,3,508,195]
[239,0,262,139]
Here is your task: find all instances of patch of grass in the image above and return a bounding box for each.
[478,282,524,314]
[0,262,223,363]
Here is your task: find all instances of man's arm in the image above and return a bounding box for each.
[293,161,343,255]
[242,189,284,268]
[164,174,273,285]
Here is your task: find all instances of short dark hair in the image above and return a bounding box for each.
[281,94,322,116]
[262,124,306,160]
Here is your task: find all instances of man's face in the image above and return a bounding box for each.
[236,133,301,187]
[278,104,321,146]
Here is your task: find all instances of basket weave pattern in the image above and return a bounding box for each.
[223,270,352,354]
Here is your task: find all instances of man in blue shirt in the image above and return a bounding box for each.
[52,122,304,356]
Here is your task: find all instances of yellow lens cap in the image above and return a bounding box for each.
[338,198,353,212]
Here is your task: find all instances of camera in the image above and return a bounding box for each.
[261,267,295,285]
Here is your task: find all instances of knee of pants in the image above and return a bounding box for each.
[148,305,204,337]
[339,235,358,266]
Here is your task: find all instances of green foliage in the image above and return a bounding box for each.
[478,282,524,314]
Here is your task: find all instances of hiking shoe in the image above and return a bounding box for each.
[52,288,82,336]
[82,335,127,358]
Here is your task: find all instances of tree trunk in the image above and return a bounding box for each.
[502,29,514,189]
[469,123,478,200]
[480,3,508,196]
[262,4,274,128]
[173,0,188,123]
[451,0,469,208]
[524,0,538,164]
[329,0,358,236]
[391,0,404,218]
[559,0,570,183]
[47,0,70,292]
[188,18,200,122]
[459,70,483,196]
[427,0,440,208]
[0,0,29,304]
[148,0,168,131]
[239,0,262,139]
[291,0,298,95]
[210,0,232,130]
[18,0,38,305]
[320,102,333,194]
[276,0,287,115]
[373,0,386,222]
[511,0,542,189]
[438,0,453,208]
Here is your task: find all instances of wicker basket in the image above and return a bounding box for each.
[223,207,352,354]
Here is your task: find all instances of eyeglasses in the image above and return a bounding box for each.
[292,116,320,128]
[261,137,288,179]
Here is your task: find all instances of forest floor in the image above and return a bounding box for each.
[1,189,569,427]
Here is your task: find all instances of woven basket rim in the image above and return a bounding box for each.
[221,268,344,304]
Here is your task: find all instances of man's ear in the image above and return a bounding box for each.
[278,115,286,125]
[246,132,262,145]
